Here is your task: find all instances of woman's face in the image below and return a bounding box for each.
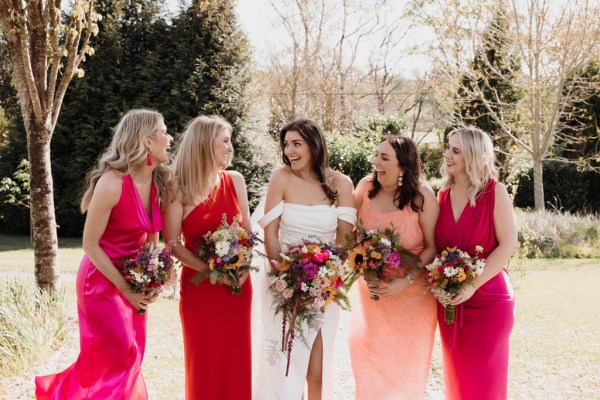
[283,130,312,171]
[373,140,402,188]
[213,128,233,169]
[443,134,466,176]
[148,121,173,165]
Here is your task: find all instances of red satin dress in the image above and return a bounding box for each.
[179,172,252,400]
[435,179,516,400]
[35,174,161,400]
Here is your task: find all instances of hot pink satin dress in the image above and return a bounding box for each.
[349,180,437,400]
[35,174,161,400]
[435,179,515,400]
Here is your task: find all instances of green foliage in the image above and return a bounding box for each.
[326,132,378,186]
[0,159,30,211]
[419,143,444,180]
[512,161,599,213]
[0,280,68,377]
[515,209,600,259]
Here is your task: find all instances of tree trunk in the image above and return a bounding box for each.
[27,120,60,291]
[533,156,545,211]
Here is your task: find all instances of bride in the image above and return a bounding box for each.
[253,119,356,400]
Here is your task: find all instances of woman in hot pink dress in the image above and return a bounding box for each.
[348,136,439,400]
[435,127,517,400]
[35,109,173,400]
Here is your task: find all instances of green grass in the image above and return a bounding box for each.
[0,235,83,274]
[0,234,599,399]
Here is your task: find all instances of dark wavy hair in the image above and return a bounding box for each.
[279,119,338,204]
[369,135,424,212]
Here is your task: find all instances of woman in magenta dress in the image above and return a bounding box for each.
[35,109,173,400]
[163,115,252,400]
[435,127,517,400]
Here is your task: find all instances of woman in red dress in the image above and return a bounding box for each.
[163,115,252,400]
[435,127,518,400]
[35,109,173,399]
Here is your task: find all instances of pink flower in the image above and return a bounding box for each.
[275,279,287,292]
[312,251,330,263]
[386,252,401,269]
[282,288,294,299]
[303,263,319,280]
[333,277,343,288]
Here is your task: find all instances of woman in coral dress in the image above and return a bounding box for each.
[163,115,252,400]
[253,119,355,400]
[348,136,439,400]
[435,127,517,400]
[35,109,173,399]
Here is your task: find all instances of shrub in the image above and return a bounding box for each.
[515,209,600,258]
[326,132,379,185]
[420,143,444,180]
[0,280,68,376]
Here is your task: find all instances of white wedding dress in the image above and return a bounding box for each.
[251,200,356,400]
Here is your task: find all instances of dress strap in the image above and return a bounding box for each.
[258,200,284,229]
[337,206,357,225]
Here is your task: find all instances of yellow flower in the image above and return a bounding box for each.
[448,246,457,253]
[370,251,382,260]
[323,288,337,306]
[277,259,291,272]
[347,246,367,271]
[306,244,321,253]
[209,258,215,270]
[325,260,333,267]
[457,272,467,282]
[225,253,245,270]
[237,229,248,239]
[441,250,448,257]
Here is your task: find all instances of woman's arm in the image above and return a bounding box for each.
[450,182,518,305]
[334,173,355,247]
[263,169,286,268]
[227,170,252,232]
[353,177,368,212]
[82,172,149,310]
[162,189,209,273]
[416,181,440,270]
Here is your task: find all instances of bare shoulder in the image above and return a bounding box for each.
[328,169,353,191]
[268,166,291,187]
[418,180,437,198]
[494,181,510,199]
[225,170,246,185]
[92,171,123,206]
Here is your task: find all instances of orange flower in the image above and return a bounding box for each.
[277,259,291,272]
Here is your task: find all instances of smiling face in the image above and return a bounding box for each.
[373,140,402,188]
[213,128,233,169]
[443,133,466,177]
[283,130,312,171]
[147,120,173,165]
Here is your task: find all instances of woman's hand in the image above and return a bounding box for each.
[367,276,411,299]
[120,286,151,311]
[449,284,476,306]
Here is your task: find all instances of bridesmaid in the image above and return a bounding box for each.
[163,115,252,400]
[436,127,517,400]
[35,109,173,399]
[348,135,439,400]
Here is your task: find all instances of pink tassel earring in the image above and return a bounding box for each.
[147,151,153,166]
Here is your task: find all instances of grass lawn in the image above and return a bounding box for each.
[1,235,599,399]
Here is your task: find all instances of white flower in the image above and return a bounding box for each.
[301,282,309,292]
[314,297,325,308]
[444,267,458,278]
[147,257,159,272]
[279,253,292,262]
[301,245,309,253]
[132,270,148,283]
[213,229,231,242]
[474,259,485,275]
[318,266,328,278]
[475,245,484,253]
[380,238,391,247]
[309,286,321,297]
[215,241,230,257]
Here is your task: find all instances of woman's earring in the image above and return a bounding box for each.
[146,149,153,166]
[398,171,404,187]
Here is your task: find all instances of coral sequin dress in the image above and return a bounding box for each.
[179,172,252,400]
[35,174,161,400]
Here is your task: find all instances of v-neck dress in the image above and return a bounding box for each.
[36,174,161,400]
[435,179,515,400]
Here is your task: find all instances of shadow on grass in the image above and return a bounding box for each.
[0,235,82,251]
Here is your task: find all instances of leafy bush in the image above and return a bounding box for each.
[420,143,444,180]
[326,132,378,185]
[0,280,68,376]
[515,209,600,258]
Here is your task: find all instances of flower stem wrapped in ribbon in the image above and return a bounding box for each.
[425,246,485,323]
[192,214,261,295]
[121,242,176,314]
[268,237,349,376]
[345,220,421,300]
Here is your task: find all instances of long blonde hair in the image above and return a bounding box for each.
[441,126,498,206]
[170,115,233,206]
[80,109,172,212]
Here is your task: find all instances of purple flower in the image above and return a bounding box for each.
[303,262,319,280]
[386,252,401,269]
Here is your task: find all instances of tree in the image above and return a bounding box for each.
[0,0,99,290]
[408,0,600,210]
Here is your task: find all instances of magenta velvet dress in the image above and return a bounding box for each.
[435,179,515,400]
[35,175,161,400]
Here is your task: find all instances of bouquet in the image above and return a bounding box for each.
[268,237,349,376]
[192,214,260,295]
[121,242,176,314]
[346,221,421,300]
[425,246,485,324]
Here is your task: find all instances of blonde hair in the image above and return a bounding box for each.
[80,109,172,212]
[170,115,233,206]
[441,126,498,206]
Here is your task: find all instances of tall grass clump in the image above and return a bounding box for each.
[516,209,600,258]
[0,280,68,376]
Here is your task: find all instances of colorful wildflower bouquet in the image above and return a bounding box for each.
[425,246,485,324]
[121,242,175,314]
[345,221,421,301]
[192,214,260,295]
[268,237,349,376]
